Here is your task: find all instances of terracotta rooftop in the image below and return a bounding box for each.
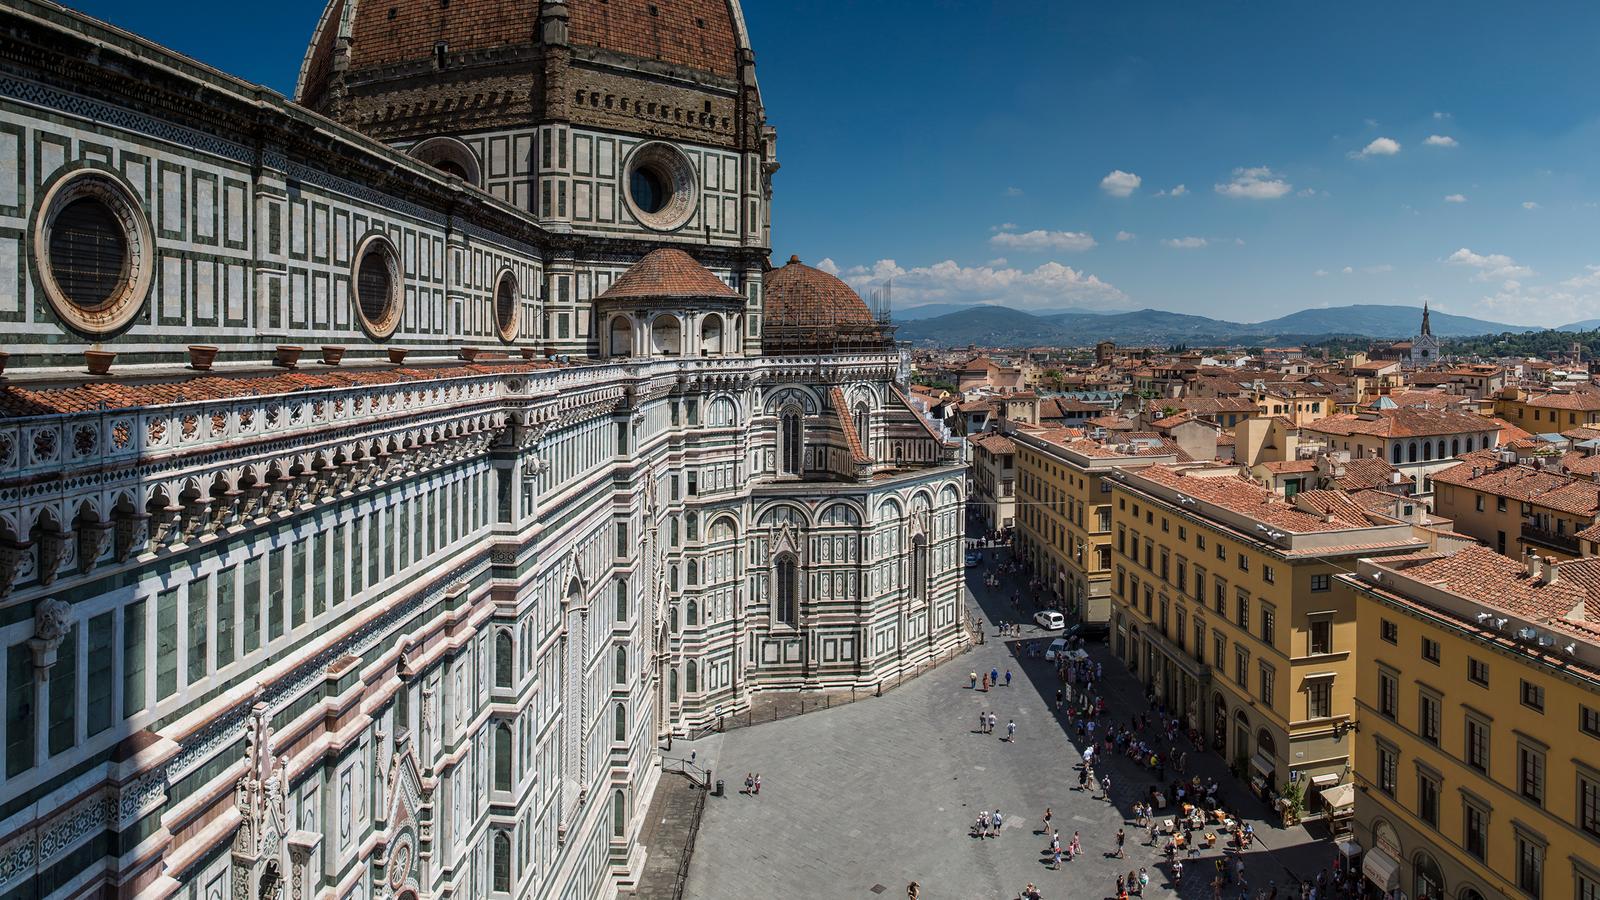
[1432,458,1600,517]
[1305,407,1501,439]
[829,387,871,466]
[1293,489,1383,526]
[970,433,1016,455]
[1129,465,1369,533]
[0,362,557,420]
[1260,459,1317,474]
[596,248,742,302]
[1332,456,1401,491]
[1511,388,1600,411]
[1376,546,1600,624]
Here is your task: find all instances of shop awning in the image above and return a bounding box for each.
[1250,752,1276,779]
[1362,847,1400,891]
[1319,782,1355,812]
[1336,837,1362,859]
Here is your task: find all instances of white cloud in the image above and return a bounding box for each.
[1433,111,1451,120]
[1447,248,1534,282]
[1314,269,1329,277]
[1352,137,1402,158]
[1004,186,1025,197]
[815,257,841,275]
[1365,264,1394,274]
[1523,201,1541,209]
[837,258,1126,312]
[989,229,1097,252]
[1214,166,1292,199]
[986,257,1009,267]
[1116,231,1137,242]
[990,222,1019,232]
[1466,264,1600,326]
[1341,266,1354,275]
[1163,237,1208,249]
[1155,184,1189,198]
[1424,134,1458,148]
[1444,193,1467,203]
[1100,170,1142,197]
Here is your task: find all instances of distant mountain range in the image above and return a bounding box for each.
[892,304,1539,347]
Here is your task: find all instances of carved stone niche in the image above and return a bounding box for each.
[77,520,114,572]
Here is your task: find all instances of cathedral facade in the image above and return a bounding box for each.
[0,2,966,898]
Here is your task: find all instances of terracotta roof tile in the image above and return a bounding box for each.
[829,387,871,465]
[1306,407,1501,439]
[1129,465,1368,533]
[596,248,742,302]
[764,256,877,328]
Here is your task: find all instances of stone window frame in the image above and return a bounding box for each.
[1459,787,1490,861]
[32,164,155,337]
[1414,759,1442,829]
[1463,706,1492,773]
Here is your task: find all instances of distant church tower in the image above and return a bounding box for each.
[1408,301,1441,368]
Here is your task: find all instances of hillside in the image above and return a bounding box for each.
[894,303,1533,347]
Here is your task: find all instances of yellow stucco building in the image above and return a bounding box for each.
[1013,431,1180,629]
[1343,547,1600,900]
[1106,464,1426,806]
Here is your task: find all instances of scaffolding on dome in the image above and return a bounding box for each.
[761,279,898,354]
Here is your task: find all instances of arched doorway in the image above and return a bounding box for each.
[1412,851,1445,900]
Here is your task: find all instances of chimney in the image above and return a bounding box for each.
[1526,547,1540,580]
[1542,556,1560,586]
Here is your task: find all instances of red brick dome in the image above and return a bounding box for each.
[764,255,875,328]
[298,0,748,108]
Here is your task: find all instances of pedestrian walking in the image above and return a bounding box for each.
[1138,867,1149,895]
[978,710,986,733]
[990,667,999,686]
[988,711,998,734]
[1068,831,1080,860]
[1055,688,1063,710]
[1115,827,1126,858]
[993,809,1003,835]
[981,673,989,692]
[743,772,753,795]
[1004,669,1013,687]
[1117,874,1126,896]
[970,671,978,689]
[1101,774,1113,801]
[1042,807,1053,834]
[753,773,762,795]
[1006,719,1017,742]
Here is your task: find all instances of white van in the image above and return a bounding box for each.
[1034,610,1065,631]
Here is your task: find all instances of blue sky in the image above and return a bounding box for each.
[64,0,1600,326]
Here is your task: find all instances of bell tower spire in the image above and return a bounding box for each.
[1420,301,1432,336]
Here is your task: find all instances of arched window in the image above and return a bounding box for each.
[670,518,679,546]
[651,314,682,355]
[612,789,627,838]
[1256,727,1276,760]
[669,669,678,702]
[775,553,798,626]
[1465,436,1474,452]
[495,630,514,688]
[609,316,633,358]
[686,512,698,542]
[670,565,679,592]
[614,646,627,684]
[687,560,698,585]
[686,659,698,693]
[700,314,724,356]
[494,722,513,791]
[780,409,802,475]
[1392,443,1402,464]
[1422,441,1433,461]
[1451,438,1460,457]
[1408,442,1418,463]
[854,402,870,448]
[614,702,627,742]
[686,598,698,625]
[493,829,512,891]
[615,580,628,621]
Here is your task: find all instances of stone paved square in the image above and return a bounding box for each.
[675,564,1338,899]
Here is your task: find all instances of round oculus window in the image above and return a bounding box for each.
[622,142,697,232]
[352,233,403,340]
[494,271,518,343]
[33,169,153,336]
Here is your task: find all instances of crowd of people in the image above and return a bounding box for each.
[954,543,1371,900]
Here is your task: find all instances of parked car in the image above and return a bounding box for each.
[1044,638,1070,661]
[964,551,982,567]
[1034,610,1065,630]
